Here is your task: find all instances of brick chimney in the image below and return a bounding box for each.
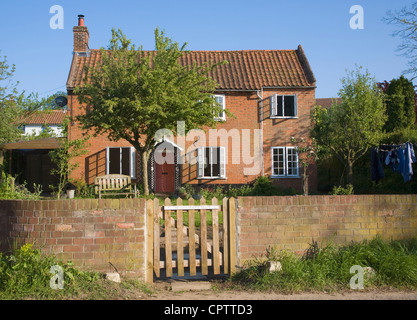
[73,15,89,56]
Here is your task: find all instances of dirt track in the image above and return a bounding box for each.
[147,281,417,300]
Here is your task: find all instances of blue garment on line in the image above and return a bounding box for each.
[371,147,384,183]
[397,147,405,179]
[403,142,414,182]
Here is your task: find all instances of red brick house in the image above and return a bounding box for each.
[66,16,317,194]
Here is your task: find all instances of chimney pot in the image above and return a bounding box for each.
[78,14,85,26]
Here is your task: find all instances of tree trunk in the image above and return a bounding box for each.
[347,160,354,186]
[141,149,150,195]
[303,174,309,196]
[0,150,4,184]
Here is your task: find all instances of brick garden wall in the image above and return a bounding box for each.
[2,194,416,280]
[236,195,417,266]
[0,198,146,280]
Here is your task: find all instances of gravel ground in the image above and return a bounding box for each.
[146,281,417,300]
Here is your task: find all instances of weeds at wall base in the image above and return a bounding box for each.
[231,237,417,293]
[0,243,153,300]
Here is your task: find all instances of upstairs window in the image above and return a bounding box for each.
[270,94,297,118]
[213,94,226,121]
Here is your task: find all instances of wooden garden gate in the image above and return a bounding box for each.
[146,197,236,282]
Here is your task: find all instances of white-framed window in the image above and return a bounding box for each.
[213,94,226,121]
[197,146,226,179]
[271,147,299,177]
[106,147,136,178]
[270,94,297,118]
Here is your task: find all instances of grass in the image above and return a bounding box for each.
[230,237,417,293]
[0,243,153,300]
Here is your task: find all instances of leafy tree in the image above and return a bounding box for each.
[0,54,51,180]
[0,54,24,145]
[49,117,89,199]
[385,2,417,79]
[381,76,416,132]
[75,28,227,195]
[290,137,317,195]
[311,66,386,186]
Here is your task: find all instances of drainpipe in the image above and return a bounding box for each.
[256,88,264,176]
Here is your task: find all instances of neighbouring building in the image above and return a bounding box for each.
[19,109,66,137]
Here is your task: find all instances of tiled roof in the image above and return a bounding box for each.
[315,98,342,109]
[66,45,316,91]
[21,110,66,125]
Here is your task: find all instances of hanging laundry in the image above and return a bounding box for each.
[410,143,416,162]
[397,146,406,178]
[376,142,416,183]
[371,147,384,183]
[403,142,416,182]
[384,148,400,172]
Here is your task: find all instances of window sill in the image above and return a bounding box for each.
[270,116,298,119]
[197,177,227,180]
[271,175,300,179]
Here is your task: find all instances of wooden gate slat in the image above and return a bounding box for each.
[176,198,184,277]
[153,198,160,278]
[200,197,208,275]
[188,198,196,276]
[212,198,220,274]
[222,197,229,274]
[229,197,236,274]
[164,198,173,278]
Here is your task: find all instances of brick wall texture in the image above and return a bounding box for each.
[236,195,417,266]
[0,198,146,280]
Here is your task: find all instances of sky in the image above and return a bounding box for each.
[0,0,414,99]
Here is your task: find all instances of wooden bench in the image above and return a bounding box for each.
[94,174,139,199]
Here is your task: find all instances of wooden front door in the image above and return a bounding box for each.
[155,150,176,193]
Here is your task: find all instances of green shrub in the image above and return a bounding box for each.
[331,184,354,195]
[226,185,253,197]
[0,243,102,299]
[178,183,195,198]
[199,185,225,200]
[251,176,278,196]
[0,172,43,200]
[72,179,95,198]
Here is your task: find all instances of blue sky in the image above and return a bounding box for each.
[0,0,413,99]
